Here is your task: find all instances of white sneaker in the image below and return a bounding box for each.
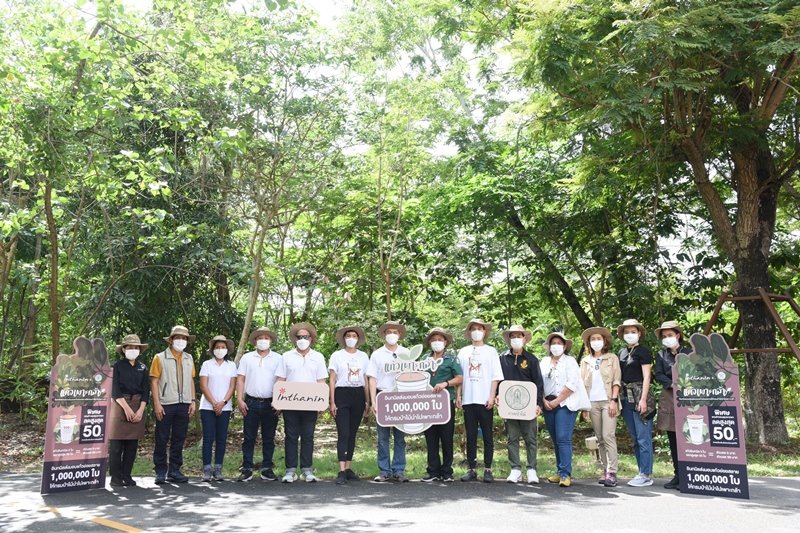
[303,471,318,483]
[627,473,653,487]
[506,469,523,483]
[282,471,297,483]
[526,469,539,484]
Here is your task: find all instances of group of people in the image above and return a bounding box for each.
[107,317,689,491]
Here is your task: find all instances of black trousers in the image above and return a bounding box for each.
[667,430,679,475]
[463,403,494,469]
[424,401,455,476]
[153,403,190,476]
[334,387,366,462]
[283,410,318,469]
[109,439,138,480]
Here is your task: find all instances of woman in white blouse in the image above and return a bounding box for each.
[540,332,581,487]
[328,326,370,485]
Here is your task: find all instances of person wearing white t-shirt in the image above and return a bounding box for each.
[456,318,504,483]
[328,326,370,485]
[236,327,283,482]
[366,321,411,482]
[579,327,621,488]
[276,323,327,483]
[199,335,238,482]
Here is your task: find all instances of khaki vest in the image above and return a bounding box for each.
[156,350,194,405]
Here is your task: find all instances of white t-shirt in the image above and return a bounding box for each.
[199,359,237,411]
[237,350,284,398]
[457,344,504,406]
[540,355,580,406]
[588,356,608,402]
[277,349,327,383]
[366,345,411,391]
[328,349,370,387]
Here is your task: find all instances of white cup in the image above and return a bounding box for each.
[59,414,77,444]
[687,414,704,445]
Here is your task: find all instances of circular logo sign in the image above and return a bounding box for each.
[504,384,531,411]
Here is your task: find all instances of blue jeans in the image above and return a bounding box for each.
[621,398,653,475]
[200,409,231,466]
[241,397,279,471]
[543,405,577,477]
[376,424,406,476]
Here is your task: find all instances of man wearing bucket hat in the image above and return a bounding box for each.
[456,318,504,483]
[236,327,282,482]
[150,325,197,484]
[198,335,237,482]
[420,327,463,483]
[108,334,150,487]
[498,325,544,484]
[653,320,691,490]
[328,326,370,485]
[366,320,411,482]
[276,322,327,483]
[617,318,655,487]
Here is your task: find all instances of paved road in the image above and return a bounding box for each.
[1,473,798,532]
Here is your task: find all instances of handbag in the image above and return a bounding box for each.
[565,378,591,412]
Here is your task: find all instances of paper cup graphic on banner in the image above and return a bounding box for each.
[58,414,78,444]
[685,414,708,445]
[396,371,429,433]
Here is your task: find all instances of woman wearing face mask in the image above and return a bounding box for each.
[421,327,463,483]
[654,321,691,490]
[540,332,580,487]
[328,326,370,485]
[579,327,621,487]
[199,335,238,482]
[108,334,150,487]
[616,319,655,487]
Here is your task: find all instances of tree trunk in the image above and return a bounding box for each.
[44,181,60,363]
[506,205,594,329]
[235,222,268,363]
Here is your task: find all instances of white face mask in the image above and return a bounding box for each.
[256,339,271,351]
[662,336,679,349]
[296,338,311,351]
[590,340,605,353]
[172,339,187,352]
[623,333,640,345]
[124,349,139,361]
[470,330,485,342]
[384,333,399,346]
[550,344,565,357]
[345,337,358,348]
[430,341,446,353]
[213,348,227,359]
[509,338,524,350]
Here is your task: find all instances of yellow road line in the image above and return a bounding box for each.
[43,505,143,532]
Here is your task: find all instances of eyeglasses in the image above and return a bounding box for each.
[296,335,311,340]
[594,359,601,371]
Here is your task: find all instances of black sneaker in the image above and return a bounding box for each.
[483,469,494,483]
[167,471,189,483]
[237,470,254,482]
[336,471,348,485]
[345,469,359,481]
[460,469,477,482]
[664,475,679,490]
[110,477,125,487]
[154,474,167,485]
[122,476,137,487]
[421,474,440,483]
[442,475,454,482]
[261,468,277,481]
